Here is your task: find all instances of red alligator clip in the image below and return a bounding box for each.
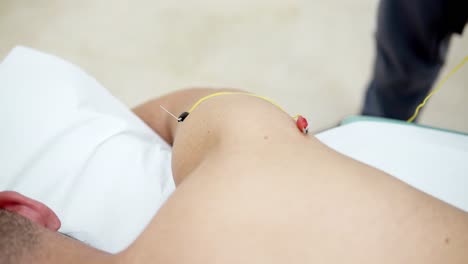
[296,115,309,134]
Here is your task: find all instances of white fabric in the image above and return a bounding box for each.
[317,122,468,212]
[0,46,175,253]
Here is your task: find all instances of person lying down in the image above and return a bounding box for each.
[0,47,467,264]
[3,88,468,264]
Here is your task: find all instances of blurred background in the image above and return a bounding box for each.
[1,0,467,133]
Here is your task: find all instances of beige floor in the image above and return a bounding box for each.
[1,0,467,133]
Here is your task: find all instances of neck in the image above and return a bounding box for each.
[33,229,117,264]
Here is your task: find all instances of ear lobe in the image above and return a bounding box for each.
[0,191,61,231]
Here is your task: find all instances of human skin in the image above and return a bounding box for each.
[121,90,468,263]
[5,88,467,264]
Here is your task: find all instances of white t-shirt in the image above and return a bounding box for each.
[0,46,175,253]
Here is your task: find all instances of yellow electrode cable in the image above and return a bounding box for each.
[187,91,300,119]
[167,91,309,133]
[167,55,467,126]
[407,56,468,122]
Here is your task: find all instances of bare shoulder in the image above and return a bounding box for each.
[171,93,310,182]
[125,93,468,264]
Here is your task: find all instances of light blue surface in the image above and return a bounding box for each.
[341,115,468,136]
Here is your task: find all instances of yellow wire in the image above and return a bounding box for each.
[407,56,468,122]
[189,55,468,124]
[188,91,300,119]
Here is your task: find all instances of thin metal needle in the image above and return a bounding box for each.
[159,105,180,121]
